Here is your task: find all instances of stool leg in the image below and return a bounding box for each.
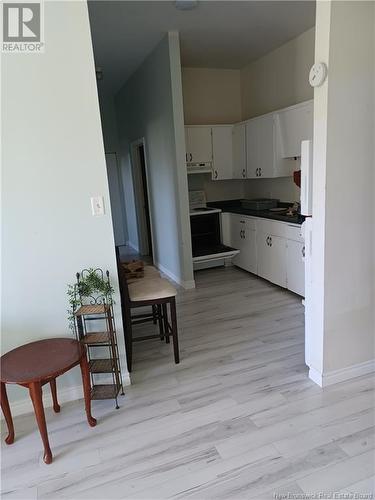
[124,307,133,372]
[152,305,157,325]
[162,303,170,344]
[50,379,60,413]
[157,304,164,340]
[170,297,180,364]
[1,382,14,445]
[29,382,52,464]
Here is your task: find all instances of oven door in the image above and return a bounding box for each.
[190,212,239,268]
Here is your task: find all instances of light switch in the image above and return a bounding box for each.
[91,196,105,216]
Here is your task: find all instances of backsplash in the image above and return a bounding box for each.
[244,176,300,203]
[187,173,300,203]
[187,174,245,201]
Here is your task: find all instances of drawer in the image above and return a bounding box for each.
[256,218,287,238]
[228,213,257,230]
[284,223,303,242]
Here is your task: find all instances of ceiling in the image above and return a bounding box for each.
[88,1,315,94]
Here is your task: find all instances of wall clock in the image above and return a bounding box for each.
[309,62,328,87]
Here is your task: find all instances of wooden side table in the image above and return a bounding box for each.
[0,338,96,464]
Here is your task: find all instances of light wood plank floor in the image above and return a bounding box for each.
[1,267,374,499]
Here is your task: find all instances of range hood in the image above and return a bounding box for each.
[187,162,212,174]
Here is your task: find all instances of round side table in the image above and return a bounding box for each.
[0,338,96,464]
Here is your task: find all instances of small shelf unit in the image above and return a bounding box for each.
[73,271,124,409]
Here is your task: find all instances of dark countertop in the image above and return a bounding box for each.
[207,199,304,225]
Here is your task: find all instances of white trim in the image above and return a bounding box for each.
[155,261,195,290]
[1,372,131,419]
[126,241,139,253]
[308,366,323,387]
[309,359,375,388]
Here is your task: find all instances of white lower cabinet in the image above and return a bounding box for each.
[286,239,305,296]
[231,215,257,274]
[222,213,304,296]
[257,233,287,288]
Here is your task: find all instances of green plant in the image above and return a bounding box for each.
[67,268,114,331]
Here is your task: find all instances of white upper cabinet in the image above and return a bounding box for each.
[246,114,275,178]
[211,125,233,180]
[275,100,313,158]
[232,123,247,179]
[185,126,212,164]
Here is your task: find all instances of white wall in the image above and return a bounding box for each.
[309,0,375,386]
[241,27,315,120]
[182,67,242,125]
[1,0,128,408]
[115,33,194,287]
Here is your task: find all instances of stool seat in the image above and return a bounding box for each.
[126,265,160,284]
[128,277,177,302]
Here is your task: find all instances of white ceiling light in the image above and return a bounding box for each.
[174,0,198,11]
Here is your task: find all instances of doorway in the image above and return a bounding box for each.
[130,139,153,262]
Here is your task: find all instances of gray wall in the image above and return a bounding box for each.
[115,33,194,287]
[310,0,375,383]
[1,1,127,407]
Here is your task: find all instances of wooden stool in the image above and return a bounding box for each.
[0,338,96,464]
[115,251,180,372]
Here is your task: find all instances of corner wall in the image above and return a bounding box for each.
[309,0,375,386]
[115,33,194,287]
[1,1,128,409]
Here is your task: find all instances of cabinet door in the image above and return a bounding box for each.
[220,213,232,246]
[257,233,287,288]
[232,123,247,179]
[241,225,257,274]
[246,115,274,179]
[245,119,258,179]
[286,239,305,296]
[185,127,212,164]
[212,126,233,180]
[276,101,313,158]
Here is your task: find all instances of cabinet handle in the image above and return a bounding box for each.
[242,168,246,178]
[214,170,218,179]
[266,236,270,246]
[190,153,193,162]
[186,153,188,162]
[256,168,259,177]
[269,236,272,247]
[302,246,305,258]
[259,167,262,177]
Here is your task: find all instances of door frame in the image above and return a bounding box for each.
[130,138,154,259]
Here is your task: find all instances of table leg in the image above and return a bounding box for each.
[29,382,52,464]
[1,382,15,445]
[50,378,60,413]
[79,352,97,428]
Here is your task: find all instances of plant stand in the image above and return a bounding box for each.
[73,270,124,409]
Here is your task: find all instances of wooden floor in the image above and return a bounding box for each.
[2,267,374,499]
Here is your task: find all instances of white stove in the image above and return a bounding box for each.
[188,190,239,270]
[188,190,221,216]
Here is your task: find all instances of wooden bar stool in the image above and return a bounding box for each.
[115,252,179,372]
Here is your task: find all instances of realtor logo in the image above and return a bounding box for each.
[2,2,44,52]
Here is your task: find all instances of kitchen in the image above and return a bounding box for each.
[185,71,313,300]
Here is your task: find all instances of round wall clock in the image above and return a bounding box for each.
[309,62,328,87]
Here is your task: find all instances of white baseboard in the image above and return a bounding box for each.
[2,371,131,419]
[155,261,195,290]
[127,241,139,253]
[309,359,375,387]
